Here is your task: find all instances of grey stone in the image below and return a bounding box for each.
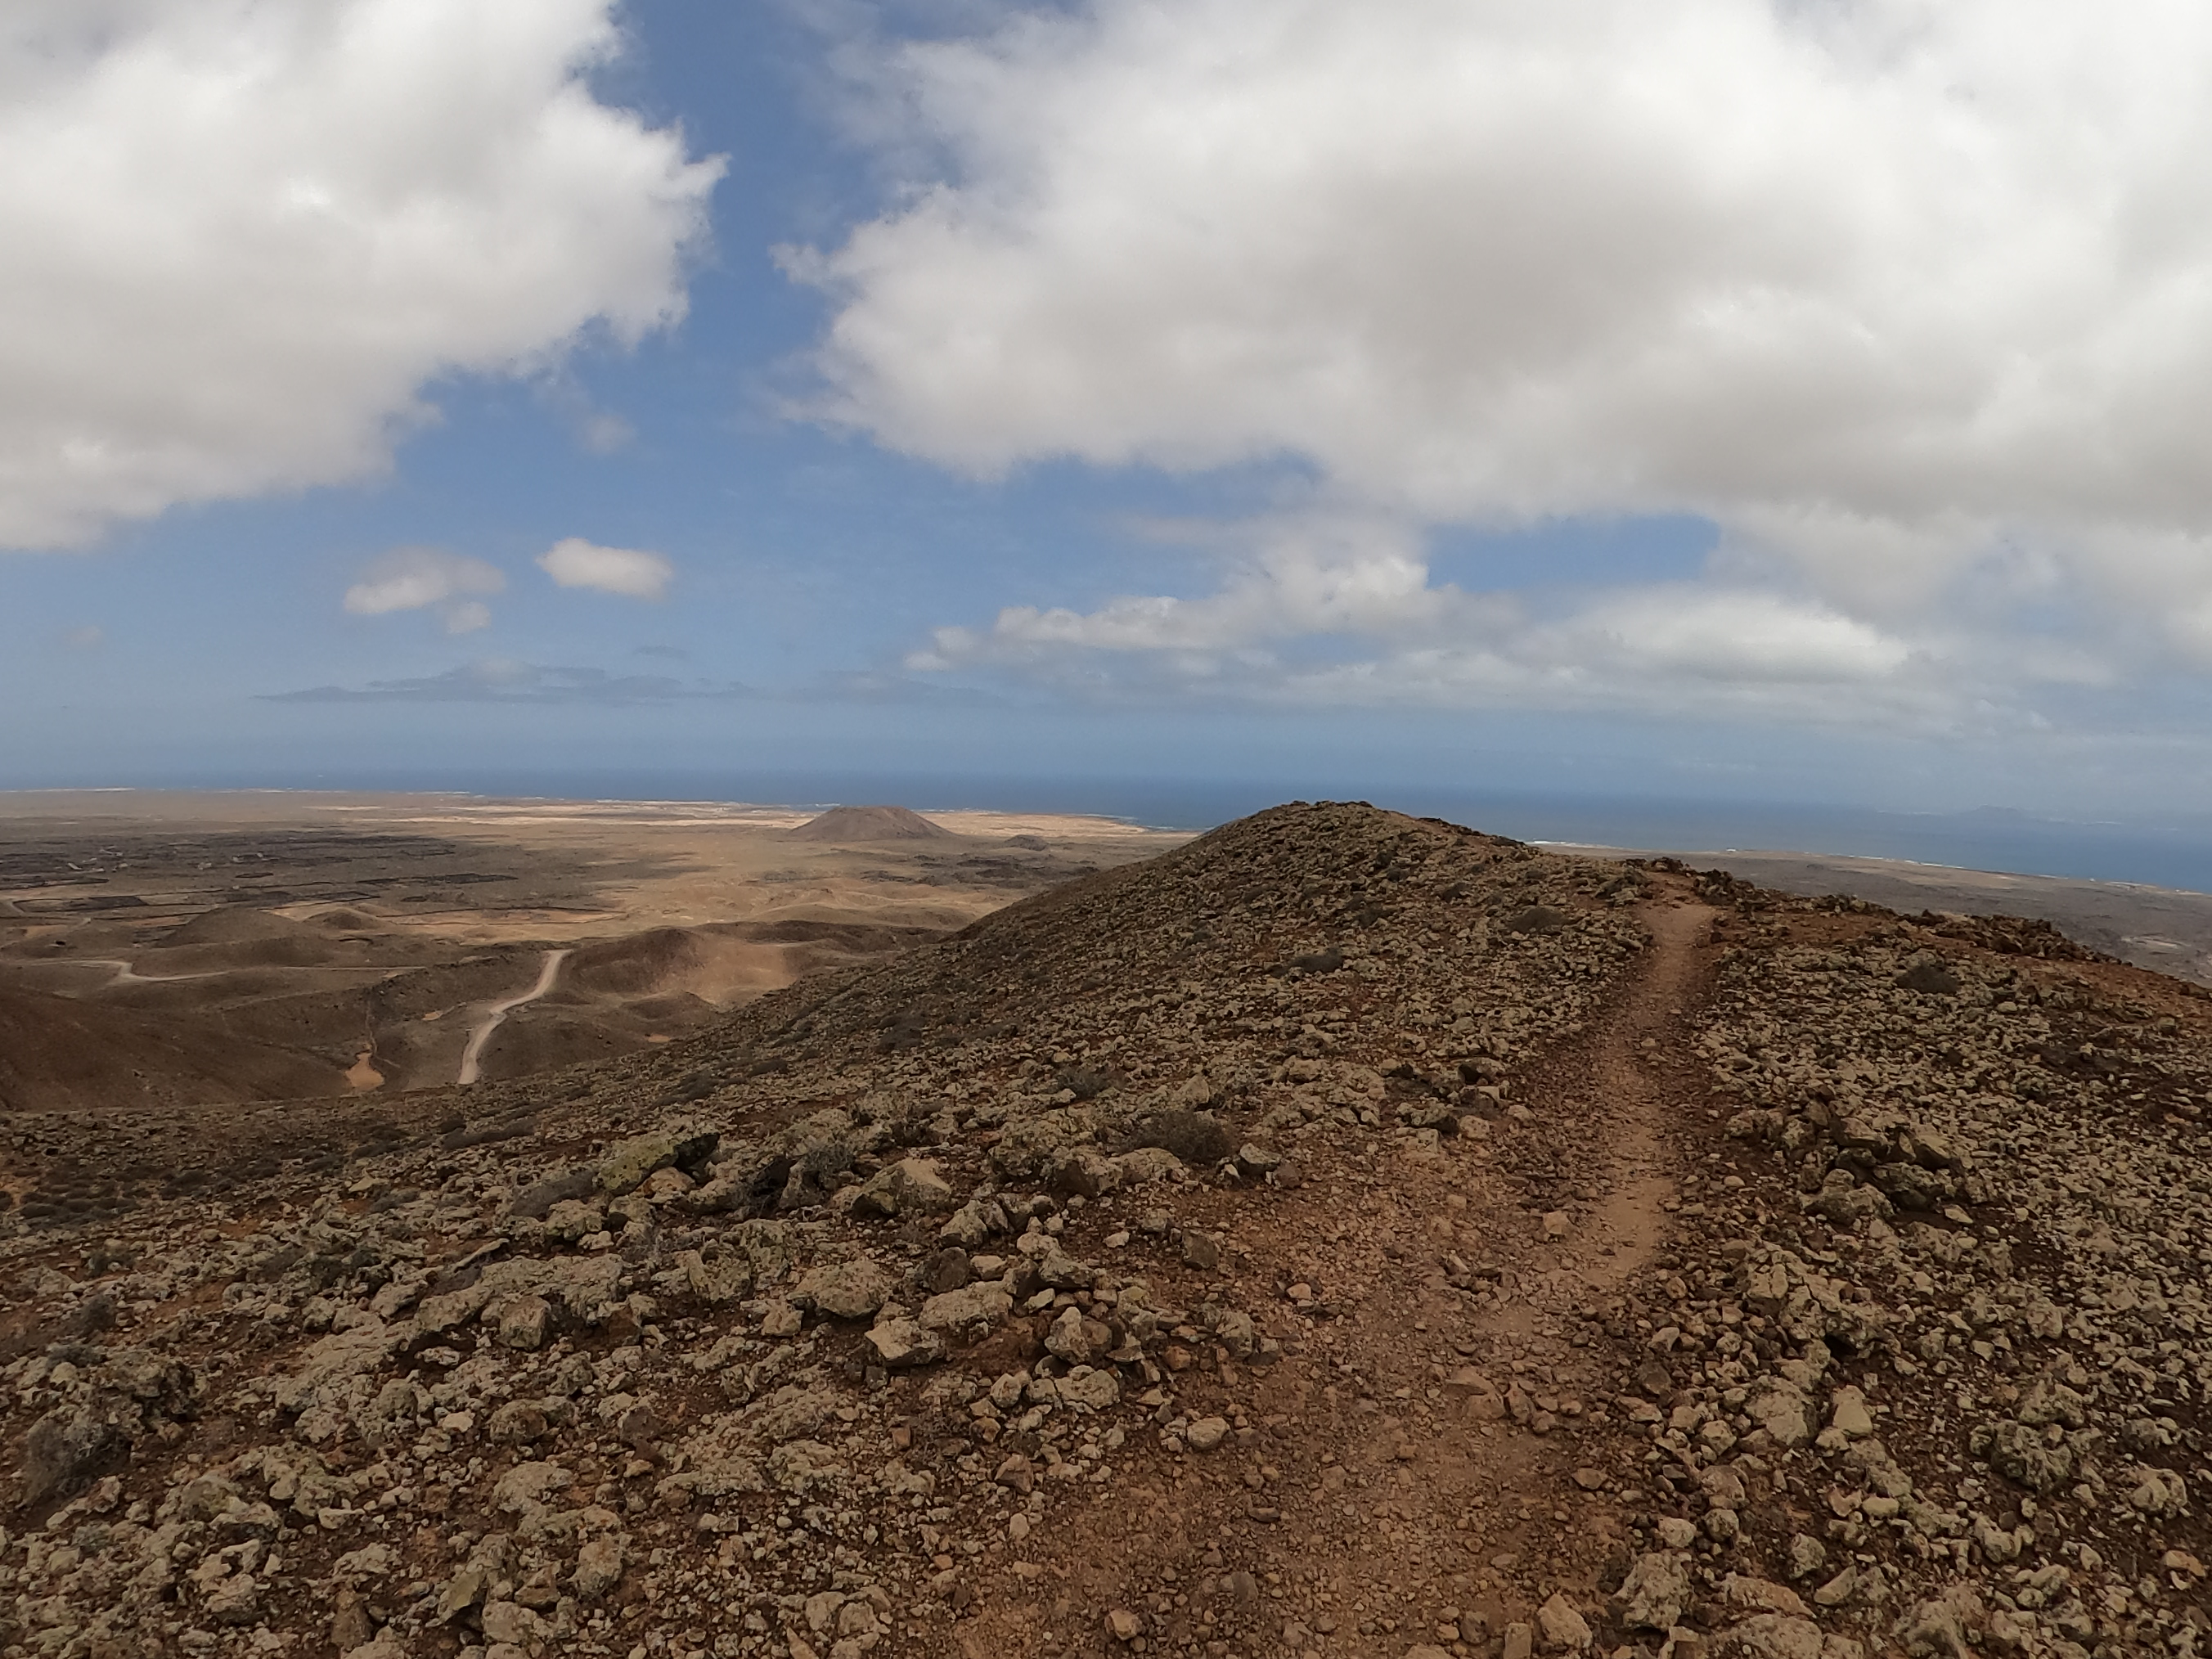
[864,1319,946,1369]
[794,1256,893,1320]
[849,1157,958,1219]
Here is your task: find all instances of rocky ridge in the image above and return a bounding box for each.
[1,803,2207,1659]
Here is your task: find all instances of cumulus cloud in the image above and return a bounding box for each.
[344,546,505,634]
[538,537,674,600]
[798,0,2212,716]
[918,518,1931,723]
[0,0,722,549]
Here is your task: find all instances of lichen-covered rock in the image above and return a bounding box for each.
[595,1124,720,1196]
[847,1156,958,1219]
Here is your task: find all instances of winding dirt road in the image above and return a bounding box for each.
[456,947,571,1086]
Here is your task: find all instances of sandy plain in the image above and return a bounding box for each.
[0,790,1185,1111]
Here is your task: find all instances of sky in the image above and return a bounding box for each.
[11,0,2212,829]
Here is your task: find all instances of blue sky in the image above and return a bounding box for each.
[11,1,2212,826]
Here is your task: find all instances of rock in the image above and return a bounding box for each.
[1502,1621,1535,1659]
[849,1157,958,1219]
[596,1126,718,1197]
[437,1564,492,1624]
[1113,1146,1188,1186]
[1059,1367,1120,1410]
[1617,1551,1692,1630]
[544,1197,602,1243]
[1036,1243,1094,1289]
[1541,1210,1571,1239]
[1107,1608,1144,1642]
[2129,1465,2188,1517]
[19,1405,119,1505]
[1181,1230,1222,1270]
[497,1294,555,1351]
[1722,1577,1809,1618]
[1234,1143,1282,1176]
[204,1572,263,1625]
[2014,1376,2087,1428]
[1813,1567,1856,1608]
[917,1246,971,1293]
[1535,1594,1590,1650]
[1185,1416,1231,1452]
[573,1534,625,1602]
[1895,1586,1983,1659]
[1972,1420,2074,1491]
[1655,1517,1698,1548]
[1445,1367,1508,1420]
[1785,1535,1826,1581]
[1747,1379,1813,1447]
[487,1401,549,1444]
[1173,1073,1220,1108]
[794,1256,893,1320]
[939,1198,1007,1248]
[641,1165,694,1200]
[330,1594,375,1652]
[864,1318,945,1369]
[1828,1385,1873,1438]
[1047,1144,1124,1199]
[913,1279,1009,1334]
[1045,1306,1113,1365]
[506,1167,596,1220]
[482,1601,545,1645]
[1710,1614,1829,1659]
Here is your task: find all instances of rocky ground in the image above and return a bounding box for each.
[2,803,2208,1659]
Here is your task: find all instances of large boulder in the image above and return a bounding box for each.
[848,1157,958,1219]
[596,1125,719,1198]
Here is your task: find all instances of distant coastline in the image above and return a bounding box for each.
[7,772,2212,895]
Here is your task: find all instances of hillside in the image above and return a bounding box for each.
[2,803,2206,1659]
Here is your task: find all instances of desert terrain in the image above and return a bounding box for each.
[4,800,2210,1659]
[1555,843,2212,988]
[0,791,1184,1111]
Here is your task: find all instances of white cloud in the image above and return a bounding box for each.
[538,537,673,600]
[916,519,1931,724]
[0,0,722,549]
[914,517,1487,664]
[798,0,2212,714]
[344,545,504,634]
[62,624,103,650]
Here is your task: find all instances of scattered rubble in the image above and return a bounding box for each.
[2,803,2206,1659]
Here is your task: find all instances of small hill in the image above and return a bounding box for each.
[785,803,956,842]
[159,906,324,948]
[0,982,343,1114]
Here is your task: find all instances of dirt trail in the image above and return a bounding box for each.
[964,885,1723,1657]
[1571,892,1716,1293]
[456,946,570,1086]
